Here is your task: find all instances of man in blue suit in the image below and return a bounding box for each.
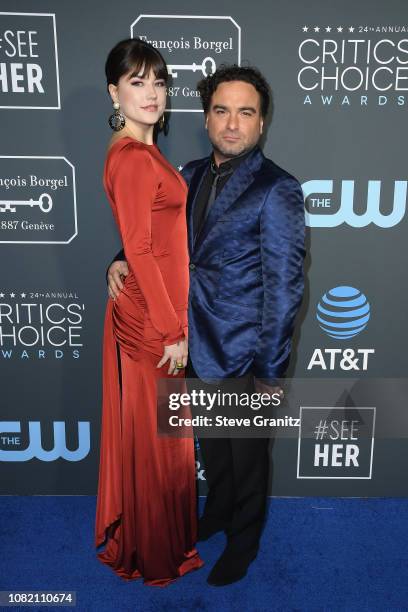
[107,65,305,586]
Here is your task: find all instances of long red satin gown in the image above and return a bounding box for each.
[95,136,203,586]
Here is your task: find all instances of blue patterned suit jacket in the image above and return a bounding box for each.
[181,145,305,380]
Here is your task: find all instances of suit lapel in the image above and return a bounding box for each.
[193,146,265,255]
[186,158,209,255]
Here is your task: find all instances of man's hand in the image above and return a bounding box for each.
[254,378,284,402]
[107,260,129,300]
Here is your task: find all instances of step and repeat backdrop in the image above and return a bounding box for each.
[1,0,407,495]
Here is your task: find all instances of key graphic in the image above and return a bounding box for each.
[167,56,216,79]
[0,193,53,213]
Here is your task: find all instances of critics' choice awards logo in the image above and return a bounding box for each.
[131,15,241,112]
[297,24,408,107]
[307,286,375,371]
[302,179,407,228]
[0,12,60,109]
[0,156,77,244]
[297,407,375,479]
[0,421,90,462]
[0,290,84,360]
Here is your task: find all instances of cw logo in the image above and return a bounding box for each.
[302,180,407,228]
[0,421,90,461]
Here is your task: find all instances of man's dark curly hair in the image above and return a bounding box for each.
[197,64,272,118]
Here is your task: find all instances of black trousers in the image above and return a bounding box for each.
[186,357,270,555]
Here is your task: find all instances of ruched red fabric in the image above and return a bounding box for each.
[95,136,203,586]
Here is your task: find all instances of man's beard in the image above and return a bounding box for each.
[211,138,250,160]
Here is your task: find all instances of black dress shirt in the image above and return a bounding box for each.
[192,147,254,240]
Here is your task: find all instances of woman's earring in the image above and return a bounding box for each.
[108,101,125,131]
[158,114,165,130]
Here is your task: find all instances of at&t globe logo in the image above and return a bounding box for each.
[316,286,370,340]
[307,285,374,371]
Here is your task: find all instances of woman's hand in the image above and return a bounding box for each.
[157,338,188,375]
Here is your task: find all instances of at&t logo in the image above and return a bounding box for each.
[316,286,370,339]
[307,286,375,371]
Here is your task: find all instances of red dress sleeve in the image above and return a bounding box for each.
[110,143,185,346]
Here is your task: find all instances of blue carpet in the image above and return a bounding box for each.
[1,497,407,611]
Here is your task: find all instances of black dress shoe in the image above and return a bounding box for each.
[206,546,258,586]
[197,516,225,541]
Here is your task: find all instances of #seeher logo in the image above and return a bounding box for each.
[316,286,370,340]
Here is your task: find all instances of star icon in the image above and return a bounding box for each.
[0,293,4,298]
[326,26,332,32]
[349,26,355,32]
[21,292,26,298]
[337,26,343,32]
[314,26,320,32]
[302,26,308,32]
[10,292,15,298]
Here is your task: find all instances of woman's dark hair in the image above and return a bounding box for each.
[197,64,272,118]
[105,38,168,91]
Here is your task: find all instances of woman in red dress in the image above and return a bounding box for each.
[95,38,203,586]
